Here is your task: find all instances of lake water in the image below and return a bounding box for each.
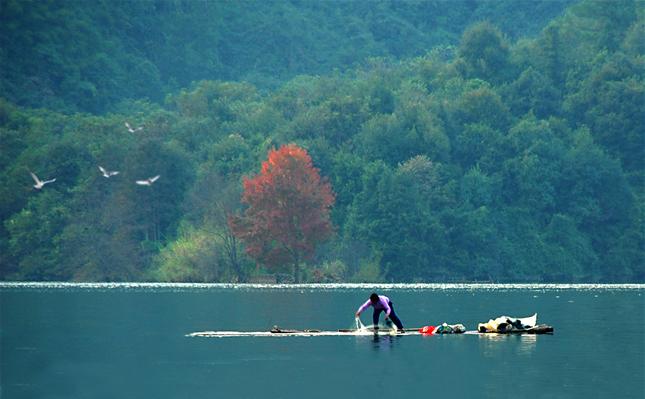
[1,283,643,399]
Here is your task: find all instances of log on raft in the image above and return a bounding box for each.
[478,324,554,334]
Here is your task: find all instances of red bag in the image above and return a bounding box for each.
[419,325,437,335]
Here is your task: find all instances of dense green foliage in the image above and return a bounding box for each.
[1,0,643,282]
[1,0,574,113]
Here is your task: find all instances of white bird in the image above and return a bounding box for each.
[29,171,56,190]
[125,121,143,133]
[136,175,160,186]
[98,166,120,178]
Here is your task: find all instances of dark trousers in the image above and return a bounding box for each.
[373,301,404,329]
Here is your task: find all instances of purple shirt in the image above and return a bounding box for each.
[357,295,391,317]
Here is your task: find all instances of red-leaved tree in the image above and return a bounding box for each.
[229,144,335,283]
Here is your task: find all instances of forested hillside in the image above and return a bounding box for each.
[1,0,643,282]
[1,0,574,113]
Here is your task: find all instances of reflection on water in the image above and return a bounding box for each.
[518,334,538,355]
[371,334,398,351]
[479,333,538,357]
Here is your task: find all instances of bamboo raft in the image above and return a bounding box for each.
[271,325,554,335]
[187,325,554,338]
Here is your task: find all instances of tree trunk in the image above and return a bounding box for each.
[293,258,300,284]
[226,232,245,282]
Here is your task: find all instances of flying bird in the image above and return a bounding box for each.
[29,171,56,190]
[136,175,160,186]
[98,166,120,178]
[125,121,143,133]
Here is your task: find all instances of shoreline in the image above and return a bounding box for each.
[1,282,644,290]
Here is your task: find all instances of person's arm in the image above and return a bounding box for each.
[382,298,392,318]
[355,299,371,316]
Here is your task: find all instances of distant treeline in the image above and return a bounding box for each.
[0,0,643,282]
[0,0,574,113]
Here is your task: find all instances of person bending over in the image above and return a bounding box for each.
[355,292,404,330]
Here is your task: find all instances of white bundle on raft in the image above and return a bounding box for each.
[477,313,538,333]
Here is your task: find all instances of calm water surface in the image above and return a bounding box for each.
[1,283,643,398]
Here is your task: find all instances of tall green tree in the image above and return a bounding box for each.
[457,21,511,83]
